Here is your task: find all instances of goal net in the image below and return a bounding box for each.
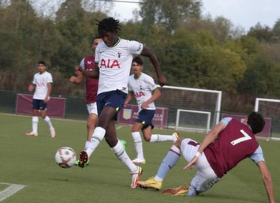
[175,109,211,133]
[254,98,280,140]
[155,85,222,132]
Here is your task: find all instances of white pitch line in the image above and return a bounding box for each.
[0,182,25,202]
[116,126,123,130]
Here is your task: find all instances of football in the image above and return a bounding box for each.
[55,147,76,168]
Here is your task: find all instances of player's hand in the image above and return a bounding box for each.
[44,96,50,103]
[123,102,129,108]
[75,65,83,75]
[28,85,34,92]
[158,75,167,87]
[183,156,199,170]
[141,102,148,109]
[69,76,77,83]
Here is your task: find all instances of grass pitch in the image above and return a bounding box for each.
[0,113,279,203]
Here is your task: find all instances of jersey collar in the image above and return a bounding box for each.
[111,37,121,47]
[134,72,142,79]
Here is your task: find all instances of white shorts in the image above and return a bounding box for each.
[86,102,98,115]
[181,138,220,195]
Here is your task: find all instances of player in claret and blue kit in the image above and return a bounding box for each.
[138,112,276,203]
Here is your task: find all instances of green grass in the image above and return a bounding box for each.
[0,113,279,203]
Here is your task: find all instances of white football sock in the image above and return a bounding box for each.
[84,140,91,150]
[86,127,105,157]
[111,140,138,173]
[32,116,39,133]
[132,132,144,160]
[44,116,53,128]
[150,134,176,142]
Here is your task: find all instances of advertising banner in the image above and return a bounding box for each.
[118,104,168,129]
[16,94,66,118]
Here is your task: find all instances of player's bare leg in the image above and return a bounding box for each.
[85,113,98,148]
[142,127,179,143]
[131,125,180,164]
[86,113,98,141]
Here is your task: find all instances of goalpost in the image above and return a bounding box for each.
[175,109,211,133]
[155,85,222,132]
[254,98,280,140]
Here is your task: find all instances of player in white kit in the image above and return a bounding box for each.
[25,61,55,138]
[125,56,179,164]
[77,17,166,188]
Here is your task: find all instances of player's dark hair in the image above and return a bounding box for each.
[38,61,46,66]
[133,56,143,66]
[247,112,265,134]
[96,17,121,33]
[92,36,102,43]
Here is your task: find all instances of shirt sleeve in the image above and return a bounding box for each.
[80,58,85,69]
[146,75,157,91]
[128,40,143,56]
[128,78,132,91]
[95,44,100,63]
[250,145,265,164]
[47,73,53,83]
[32,74,36,84]
[220,117,232,126]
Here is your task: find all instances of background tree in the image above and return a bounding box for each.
[272,18,280,41]
[248,23,274,43]
[139,0,202,33]
[1,0,280,113]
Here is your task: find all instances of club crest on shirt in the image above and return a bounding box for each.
[135,91,145,98]
[118,52,121,58]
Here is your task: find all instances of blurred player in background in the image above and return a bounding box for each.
[138,112,276,203]
[77,17,166,188]
[124,56,179,164]
[70,37,102,165]
[26,61,55,138]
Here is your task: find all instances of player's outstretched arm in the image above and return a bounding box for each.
[140,46,166,87]
[44,83,52,103]
[124,91,134,107]
[70,66,83,84]
[141,88,161,109]
[78,64,99,79]
[183,122,226,170]
[257,161,276,203]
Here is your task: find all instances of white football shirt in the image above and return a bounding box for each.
[95,38,143,94]
[32,71,53,100]
[128,73,158,111]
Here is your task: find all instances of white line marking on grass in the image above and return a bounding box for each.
[0,182,25,202]
[116,126,123,130]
